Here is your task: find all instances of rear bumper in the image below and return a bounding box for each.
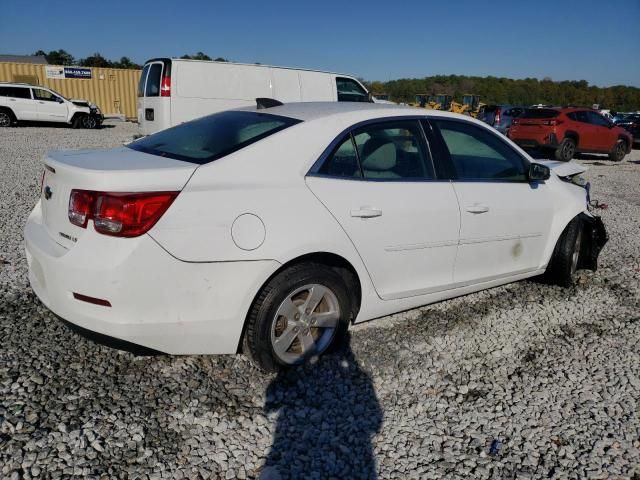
[511,131,558,149]
[25,201,279,354]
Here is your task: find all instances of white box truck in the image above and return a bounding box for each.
[137,58,373,135]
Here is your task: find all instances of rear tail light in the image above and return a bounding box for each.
[160,75,171,97]
[68,190,178,237]
[494,107,502,125]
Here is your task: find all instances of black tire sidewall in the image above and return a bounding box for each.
[610,140,626,162]
[545,217,582,287]
[245,264,352,372]
[0,110,13,127]
[555,138,575,162]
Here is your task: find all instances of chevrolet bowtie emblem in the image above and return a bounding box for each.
[44,186,53,200]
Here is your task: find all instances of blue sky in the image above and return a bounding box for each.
[1,0,639,86]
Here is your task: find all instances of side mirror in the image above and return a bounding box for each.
[529,163,550,181]
[56,97,64,103]
[367,92,374,103]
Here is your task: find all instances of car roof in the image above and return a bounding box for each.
[236,101,469,123]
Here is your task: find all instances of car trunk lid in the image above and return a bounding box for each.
[41,146,196,249]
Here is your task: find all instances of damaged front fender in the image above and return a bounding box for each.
[578,213,608,271]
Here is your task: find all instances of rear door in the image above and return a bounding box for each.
[32,88,68,122]
[8,86,38,120]
[570,111,598,150]
[138,60,170,135]
[306,119,460,300]
[428,118,555,284]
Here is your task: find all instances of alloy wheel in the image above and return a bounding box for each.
[270,284,341,364]
[82,115,97,129]
[570,228,582,276]
[0,112,11,127]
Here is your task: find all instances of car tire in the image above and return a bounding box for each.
[72,114,85,129]
[81,115,98,129]
[0,108,15,127]
[243,263,352,372]
[554,137,576,162]
[544,216,583,287]
[608,139,626,162]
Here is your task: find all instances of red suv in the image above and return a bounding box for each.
[509,108,633,161]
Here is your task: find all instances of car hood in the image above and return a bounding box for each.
[533,160,588,178]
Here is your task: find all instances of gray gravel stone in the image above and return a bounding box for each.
[0,123,639,479]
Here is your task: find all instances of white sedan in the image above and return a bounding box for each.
[24,102,607,371]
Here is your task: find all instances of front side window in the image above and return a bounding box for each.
[336,77,369,102]
[145,63,162,97]
[33,89,59,102]
[432,119,527,182]
[587,111,611,127]
[353,121,433,180]
[128,111,300,164]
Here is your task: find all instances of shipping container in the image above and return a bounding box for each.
[0,62,141,120]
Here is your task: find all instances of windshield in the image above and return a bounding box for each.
[128,111,301,164]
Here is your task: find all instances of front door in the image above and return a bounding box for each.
[586,111,616,151]
[32,88,67,122]
[306,119,460,300]
[428,118,555,284]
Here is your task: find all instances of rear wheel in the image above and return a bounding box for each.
[554,137,576,161]
[544,217,583,287]
[608,139,626,162]
[0,109,14,127]
[243,263,352,372]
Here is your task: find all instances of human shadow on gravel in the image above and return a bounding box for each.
[261,333,382,480]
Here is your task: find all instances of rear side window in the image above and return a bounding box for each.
[318,136,362,178]
[521,109,559,119]
[336,77,369,102]
[137,64,150,97]
[432,119,527,182]
[128,111,301,164]
[145,64,162,97]
[0,87,31,98]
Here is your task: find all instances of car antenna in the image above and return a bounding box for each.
[256,98,284,109]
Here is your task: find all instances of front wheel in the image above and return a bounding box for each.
[608,139,627,162]
[81,115,98,129]
[544,217,583,287]
[554,137,576,162]
[243,263,352,372]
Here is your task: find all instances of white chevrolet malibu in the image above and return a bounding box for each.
[24,101,607,371]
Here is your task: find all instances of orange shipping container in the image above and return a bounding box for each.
[0,62,141,120]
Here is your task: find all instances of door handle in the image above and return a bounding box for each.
[9,98,16,101]
[351,207,382,218]
[466,204,490,214]
[38,101,45,104]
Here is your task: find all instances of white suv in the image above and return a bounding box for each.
[0,83,103,128]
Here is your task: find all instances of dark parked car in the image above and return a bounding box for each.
[477,105,524,135]
[613,114,640,146]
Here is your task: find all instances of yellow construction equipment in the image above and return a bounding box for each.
[415,94,452,110]
[462,94,485,117]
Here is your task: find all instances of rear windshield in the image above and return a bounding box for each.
[521,108,560,119]
[128,111,301,164]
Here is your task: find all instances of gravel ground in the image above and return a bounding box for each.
[1,121,639,480]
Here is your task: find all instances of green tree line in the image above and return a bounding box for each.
[32,50,228,70]
[364,75,640,111]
